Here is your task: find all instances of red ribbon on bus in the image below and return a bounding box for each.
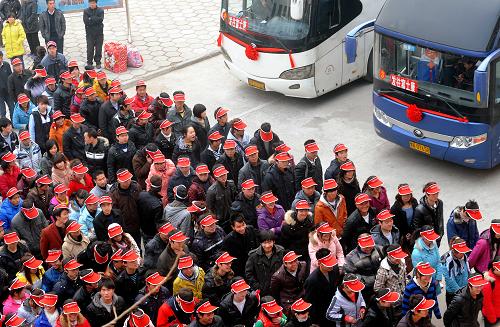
[217,32,295,69]
[381,93,469,123]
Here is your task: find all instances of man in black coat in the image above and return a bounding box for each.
[342,193,377,253]
[80,87,102,131]
[73,269,100,317]
[222,214,259,276]
[135,272,171,324]
[249,122,281,161]
[0,52,14,118]
[304,248,341,326]
[107,127,137,184]
[155,119,176,159]
[206,164,237,232]
[142,223,173,274]
[218,278,260,327]
[208,107,230,139]
[324,143,349,181]
[62,113,88,161]
[190,215,227,272]
[238,144,269,193]
[39,0,66,52]
[53,258,82,307]
[7,59,31,104]
[137,175,163,244]
[128,110,154,151]
[115,250,145,306]
[413,182,444,246]
[294,139,323,192]
[19,0,39,54]
[362,288,400,327]
[84,128,108,174]
[86,277,126,327]
[216,139,244,183]
[83,0,104,68]
[231,179,261,228]
[200,130,223,171]
[262,152,297,211]
[99,88,122,143]
[53,71,73,117]
[0,117,18,153]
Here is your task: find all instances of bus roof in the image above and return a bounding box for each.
[375,0,499,53]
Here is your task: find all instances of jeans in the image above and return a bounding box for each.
[0,90,14,118]
[86,33,104,66]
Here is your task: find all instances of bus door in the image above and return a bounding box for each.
[490,60,500,166]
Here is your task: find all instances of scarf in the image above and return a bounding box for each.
[45,308,59,327]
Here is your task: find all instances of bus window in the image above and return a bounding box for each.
[316,0,340,33]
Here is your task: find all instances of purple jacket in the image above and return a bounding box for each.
[369,186,390,215]
[469,229,500,273]
[257,204,285,237]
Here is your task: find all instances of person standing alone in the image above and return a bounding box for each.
[39,0,66,53]
[83,0,103,69]
[19,0,39,56]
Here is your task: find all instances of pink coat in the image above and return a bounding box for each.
[2,293,29,315]
[146,159,175,207]
[308,231,345,273]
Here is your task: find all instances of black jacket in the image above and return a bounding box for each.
[190,116,210,150]
[443,287,483,327]
[128,122,154,151]
[191,226,226,272]
[142,234,167,273]
[413,196,444,237]
[155,131,176,160]
[237,159,270,193]
[19,0,38,33]
[85,137,108,174]
[62,124,88,161]
[86,293,126,327]
[172,138,202,166]
[219,291,260,327]
[390,199,418,241]
[338,178,361,216]
[200,146,222,172]
[0,0,20,20]
[135,285,170,325]
[250,129,281,161]
[0,61,12,92]
[167,168,195,202]
[137,190,163,237]
[83,6,104,36]
[53,273,81,307]
[294,155,323,192]
[93,209,123,241]
[80,98,102,131]
[106,142,137,184]
[109,181,142,235]
[115,270,145,306]
[324,158,343,181]
[188,316,225,327]
[0,131,19,154]
[76,241,113,273]
[342,208,377,253]
[30,110,52,153]
[216,152,244,183]
[73,286,95,316]
[7,69,32,102]
[361,299,399,327]
[98,100,118,142]
[0,242,28,280]
[262,165,297,211]
[53,83,73,118]
[206,180,237,231]
[245,244,285,296]
[303,267,340,326]
[222,226,259,277]
[280,211,314,259]
[231,191,260,228]
[284,317,315,327]
[39,9,65,40]
[202,266,235,306]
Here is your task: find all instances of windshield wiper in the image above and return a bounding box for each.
[418,86,467,120]
[378,88,426,103]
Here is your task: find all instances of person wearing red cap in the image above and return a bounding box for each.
[115,250,145,307]
[447,200,481,249]
[206,164,237,232]
[324,144,349,181]
[147,92,172,129]
[62,113,88,162]
[208,107,230,140]
[72,269,100,317]
[370,210,400,247]
[308,223,345,273]
[218,277,260,326]
[292,177,320,213]
[62,221,90,260]
[200,131,224,172]
[56,299,91,327]
[11,199,48,258]
[411,225,443,290]
[314,179,347,236]
[42,75,57,107]
[107,128,137,184]
[129,111,155,151]
[154,118,176,160]
[216,139,244,184]
[190,299,224,327]
[145,153,175,206]
[141,223,173,274]
[16,254,45,288]
[166,91,192,139]
[326,273,366,325]
[413,182,444,246]
[191,214,227,272]
[0,186,22,230]
[92,71,111,102]
[238,144,270,194]
[157,288,195,327]
[441,237,472,305]
[41,249,63,292]
[401,262,441,318]
[39,203,69,259]
[97,84,121,141]
[12,93,35,130]
[336,162,360,216]
[138,175,165,243]
[128,81,153,113]
[202,251,236,306]
[86,277,126,327]
[69,86,85,116]
[157,230,195,281]
[374,244,408,304]
[3,277,29,315]
[257,191,286,238]
[0,151,20,199]
[172,255,205,299]
[48,111,72,153]
[67,162,94,198]
[294,139,323,193]
[361,176,390,216]
[248,122,281,162]
[0,231,29,281]
[52,257,82,307]
[14,129,42,172]
[390,183,418,256]
[134,272,170,325]
[255,296,288,327]
[17,288,44,325]
[398,294,436,327]
[469,219,500,273]
[53,71,74,118]
[187,164,215,203]
[79,89,102,133]
[231,178,260,228]
[190,103,211,150]
[281,201,314,260]
[341,193,377,253]
[34,293,61,327]
[262,151,297,211]
[16,166,36,198]
[226,118,251,159]
[482,256,500,326]
[362,288,401,326]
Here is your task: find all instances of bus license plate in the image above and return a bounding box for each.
[248,79,265,90]
[409,141,430,155]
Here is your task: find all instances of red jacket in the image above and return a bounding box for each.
[483,270,500,323]
[157,301,194,327]
[40,223,65,260]
[131,94,154,114]
[0,165,20,198]
[68,173,94,198]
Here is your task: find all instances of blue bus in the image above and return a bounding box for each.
[371,0,500,168]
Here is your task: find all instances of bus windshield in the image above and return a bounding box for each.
[222,0,312,41]
[375,34,482,109]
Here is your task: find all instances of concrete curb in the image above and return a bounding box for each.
[121,50,221,89]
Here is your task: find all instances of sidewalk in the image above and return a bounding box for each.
[23,0,221,87]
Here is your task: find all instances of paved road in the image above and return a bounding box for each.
[128,55,497,326]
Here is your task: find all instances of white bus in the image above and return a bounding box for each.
[219,0,386,98]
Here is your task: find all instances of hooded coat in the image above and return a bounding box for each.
[162,200,192,238]
[1,19,26,58]
[0,197,22,230]
[314,193,347,236]
[411,238,443,282]
[280,210,314,259]
[62,232,90,260]
[308,230,344,272]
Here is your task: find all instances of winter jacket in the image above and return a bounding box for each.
[166,105,193,138]
[257,204,285,237]
[304,265,340,326]
[202,265,235,306]
[155,130,176,160]
[80,98,102,131]
[374,257,407,295]
[326,288,366,326]
[98,99,118,140]
[128,122,155,151]
[216,152,244,184]
[115,269,145,306]
[222,226,260,277]
[338,178,361,216]
[0,0,20,20]
[468,229,500,273]
[390,199,418,243]
[147,98,169,129]
[86,293,126,327]
[187,175,214,203]
[446,207,479,249]
[130,94,153,113]
[270,262,308,310]
[12,100,35,129]
[294,155,323,192]
[40,54,68,84]
[249,129,281,161]
[48,119,71,152]
[208,122,230,140]
[308,230,345,272]
[131,149,151,190]
[314,194,347,236]
[324,158,344,181]
[245,244,285,296]
[411,238,443,282]
[162,200,192,238]
[11,208,48,257]
[199,145,222,172]
[7,68,32,103]
[0,197,22,230]
[402,277,441,318]
[231,191,260,228]
[29,107,53,153]
[396,312,434,327]
[262,165,297,211]
[73,286,96,317]
[53,272,80,307]
[413,197,444,238]
[93,209,122,242]
[42,87,56,108]
[68,173,94,198]
[172,266,205,299]
[62,233,90,259]
[14,141,42,171]
[342,208,377,253]
[344,246,383,291]
[219,291,260,327]
[137,190,163,237]
[280,210,314,259]
[142,233,167,270]
[135,285,170,325]
[238,159,270,192]
[443,286,482,327]
[39,222,65,260]
[157,244,195,277]
[440,250,469,294]
[85,137,108,174]
[292,189,320,211]
[190,116,210,150]
[109,181,141,235]
[2,292,29,315]
[157,297,194,327]
[206,179,237,230]
[107,142,137,184]
[0,242,29,280]
[166,167,195,202]
[110,109,135,136]
[482,270,500,324]
[370,224,400,247]
[367,186,390,215]
[191,226,226,272]
[362,299,399,327]
[41,266,62,292]
[26,186,53,219]
[0,165,20,198]
[1,19,25,58]
[62,124,88,161]
[39,9,65,39]
[0,130,18,154]
[19,0,38,33]
[83,6,104,36]
[34,309,61,327]
[17,297,41,325]
[146,159,176,207]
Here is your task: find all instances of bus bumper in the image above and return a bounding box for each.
[373,117,492,169]
[223,59,318,98]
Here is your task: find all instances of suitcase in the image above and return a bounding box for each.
[104,42,128,73]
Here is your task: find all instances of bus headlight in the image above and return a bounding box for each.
[449,134,487,148]
[279,64,315,80]
[373,107,392,127]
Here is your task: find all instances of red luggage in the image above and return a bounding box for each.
[104,42,128,73]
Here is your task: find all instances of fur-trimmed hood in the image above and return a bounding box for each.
[284,210,312,226]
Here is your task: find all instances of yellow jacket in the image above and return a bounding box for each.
[92,78,111,102]
[172,267,205,299]
[16,267,46,286]
[1,20,26,58]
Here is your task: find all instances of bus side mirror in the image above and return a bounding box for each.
[290,0,304,20]
[345,20,375,64]
[473,70,487,105]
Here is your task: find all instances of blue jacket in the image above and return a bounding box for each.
[0,198,22,230]
[34,309,60,327]
[402,277,441,318]
[440,250,469,294]
[411,237,443,282]
[12,101,35,130]
[41,267,62,292]
[446,207,479,249]
[78,205,101,237]
[68,199,83,222]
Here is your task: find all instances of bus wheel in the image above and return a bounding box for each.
[364,51,373,83]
